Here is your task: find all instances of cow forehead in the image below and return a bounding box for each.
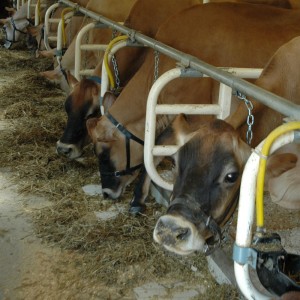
[192,128,237,155]
[70,79,98,109]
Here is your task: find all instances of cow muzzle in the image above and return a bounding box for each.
[153,215,206,256]
[56,140,82,159]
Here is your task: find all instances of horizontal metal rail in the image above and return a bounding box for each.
[59,0,300,120]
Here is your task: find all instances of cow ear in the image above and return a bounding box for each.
[172,114,193,146]
[102,91,117,111]
[40,69,61,81]
[235,138,251,166]
[266,153,297,179]
[26,24,42,37]
[86,117,98,143]
[0,18,9,25]
[67,71,78,89]
[5,7,16,15]
[86,117,116,144]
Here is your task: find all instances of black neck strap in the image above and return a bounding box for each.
[102,112,144,177]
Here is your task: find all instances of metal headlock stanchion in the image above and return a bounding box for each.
[58,1,300,299]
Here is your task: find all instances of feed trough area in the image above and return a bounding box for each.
[0,46,299,299]
[0,46,239,299]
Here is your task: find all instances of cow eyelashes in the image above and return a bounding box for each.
[224,172,239,184]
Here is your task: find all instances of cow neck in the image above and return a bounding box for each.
[108,79,148,139]
[104,111,144,177]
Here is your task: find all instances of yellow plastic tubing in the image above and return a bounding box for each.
[104,35,129,90]
[256,121,300,229]
[61,7,74,47]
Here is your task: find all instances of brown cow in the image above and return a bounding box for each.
[39,0,297,91]
[86,3,300,213]
[153,36,300,256]
[56,0,200,159]
[0,0,55,49]
[55,0,300,158]
[40,0,137,92]
[28,0,90,54]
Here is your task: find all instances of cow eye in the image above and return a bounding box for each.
[224,172,239,184]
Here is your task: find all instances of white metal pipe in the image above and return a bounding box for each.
[56,10,74,64]
[145,68,184,191]
[155,104,221,115]
[79,69,95,76]
[217,83,234,119]
[234,263,270,300]
[34,1,39,25]
[80,44,107,51]
[44,3,60,50]
[16,0,20,10]
[234,132,295,300]
[152,145,179,157]
[27,0,32,19]
[75,22,95,80]
[48,36,57,41]
[220,68,262,79]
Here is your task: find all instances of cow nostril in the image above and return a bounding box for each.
[57,146,72,156]
[175,228,190,241]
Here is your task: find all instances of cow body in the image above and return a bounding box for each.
[87,3,300,210]
[153,36,300,255]
[56,0,200,159]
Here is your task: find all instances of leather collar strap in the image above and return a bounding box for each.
[103,112,144,177]
[106,112,144,145]
[87,76,102,84]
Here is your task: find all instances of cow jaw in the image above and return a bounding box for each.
[153,215,206,255]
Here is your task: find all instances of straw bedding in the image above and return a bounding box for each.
[1,44,298,298]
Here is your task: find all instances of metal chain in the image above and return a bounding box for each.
[154,50,160,82]
[67,16,72,46]
[111,29,120,90]
[83,26,89,71]
[236,91,254,145]
[111,29,118,39]
[111,54,120,90]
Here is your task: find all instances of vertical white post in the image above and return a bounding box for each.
[75,22,95,80]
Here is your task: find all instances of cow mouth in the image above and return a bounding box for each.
[102,185,123,200]
[153,215,206,255]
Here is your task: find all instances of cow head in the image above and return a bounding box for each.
[87,106,144,199]
[1,17,30,49]
[56,74,107,159]
[153,115,251,255]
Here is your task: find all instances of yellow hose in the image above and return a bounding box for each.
[256,121,300,229]
[61,7,74,47]
[104,35,128,90]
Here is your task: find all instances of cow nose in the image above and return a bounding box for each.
[155,217,191,245]
[57,145,72,156]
